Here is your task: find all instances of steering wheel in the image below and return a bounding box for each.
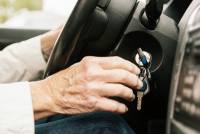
[42,0,136,123]
[43,0,136,78]
[44,0,100,77]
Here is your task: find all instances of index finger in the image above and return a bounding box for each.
[95,56,141,75]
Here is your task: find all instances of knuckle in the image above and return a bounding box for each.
[126,89,134,100]
[83,82,94,91]
[81,57,93,70]
[119,85,132,96]
[128,89,134,97]
[84,68,99,81]
[110,103,119,113]
[81,56,94,66]
[118,87,132,100]
[133,77,139,87]
[115,84,133,100]
[120,71,129,82]
[129,63,136,71]
[86,96,98,109]
[81,58,100,81]
[113,56,123,61]
[116,85,125,96]
[123,85,132,94]
[108,102,118,113]
[120,104,126,113]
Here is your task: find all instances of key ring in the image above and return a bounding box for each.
[138,67,150,95]
[139,67,147,81]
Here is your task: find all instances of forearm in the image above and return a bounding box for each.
[30,80,55,120]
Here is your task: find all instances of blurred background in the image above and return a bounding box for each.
[0,0,77,29]
[0,0,166,30]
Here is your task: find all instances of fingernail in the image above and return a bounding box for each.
[137,80,143,89]
[131,94,135,102]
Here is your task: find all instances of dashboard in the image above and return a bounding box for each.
[167,0,200,133]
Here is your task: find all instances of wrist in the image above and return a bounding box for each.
[29,80,55,120]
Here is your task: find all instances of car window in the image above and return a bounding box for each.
[0,0,78,30]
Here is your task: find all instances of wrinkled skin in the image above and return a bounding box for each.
[31,56,143,120]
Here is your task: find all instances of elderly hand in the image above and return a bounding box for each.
[40,26,62,61]
[30,56,143,120]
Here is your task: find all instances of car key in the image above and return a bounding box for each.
[137,91,144,111]
[137,78,150,110]
[136,48,151,111]
[137,68,149,111]
[137,48,152,80]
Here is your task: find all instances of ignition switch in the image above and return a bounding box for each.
[135,48,152,79]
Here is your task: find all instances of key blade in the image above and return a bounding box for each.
[137,92,144,111]
[137,97,142,111]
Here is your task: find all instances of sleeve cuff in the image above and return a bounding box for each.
[0,82,34,134]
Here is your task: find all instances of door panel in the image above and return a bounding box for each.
[0,28,48,50]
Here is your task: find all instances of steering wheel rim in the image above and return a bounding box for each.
[44,0,100,78]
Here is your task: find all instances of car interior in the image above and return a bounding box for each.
[0,0,199,134]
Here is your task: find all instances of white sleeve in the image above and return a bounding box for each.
[0,82,34,134]
[0,36,47,83]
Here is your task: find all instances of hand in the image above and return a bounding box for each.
[40,26,62,61]
[30,56,143,120]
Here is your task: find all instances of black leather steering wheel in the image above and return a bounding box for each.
[42,0,136,123]
[43,0,136,78]
[44,0,100,77]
